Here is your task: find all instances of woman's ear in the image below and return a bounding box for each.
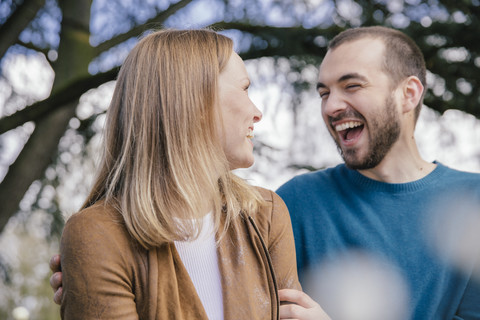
[402,76,424,113]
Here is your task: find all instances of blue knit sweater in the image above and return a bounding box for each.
[277,162,480,320]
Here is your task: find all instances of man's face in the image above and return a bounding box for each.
[317,38,402,170]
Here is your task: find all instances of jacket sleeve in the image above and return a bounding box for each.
[267,190,302,291]
[60,208,140,320]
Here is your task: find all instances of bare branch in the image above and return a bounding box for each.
[0,68,118,134]
[0,0,46,61]
[93,0,194,56]
[0,101,77,233]
[17,39,50,57]
[209,22,341,60]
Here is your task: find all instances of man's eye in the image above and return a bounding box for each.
[319,91,329,98]
[346,84,361,89]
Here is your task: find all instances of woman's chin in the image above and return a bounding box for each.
[228,158,255,171]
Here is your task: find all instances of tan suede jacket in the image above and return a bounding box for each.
[60,187,301,319]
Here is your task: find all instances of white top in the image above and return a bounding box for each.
[174,213,224,320]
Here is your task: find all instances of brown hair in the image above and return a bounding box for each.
[82,29,264,248]
[329,26,426,121]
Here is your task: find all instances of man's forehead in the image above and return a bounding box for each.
[319,38,385,77]
[325,37,385,62]
[330,36,384,51]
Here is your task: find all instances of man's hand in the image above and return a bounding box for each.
[49,254,63,305]
[279,289,331,320]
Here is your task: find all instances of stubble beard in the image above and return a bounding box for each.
[337,94,401,170]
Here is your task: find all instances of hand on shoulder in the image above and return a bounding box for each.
[279,289,331,320]
[49,254,62,305]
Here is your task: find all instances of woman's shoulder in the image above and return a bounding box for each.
[62,201,132,246]
[248,187,294,250]
[66,201,123,227]
[253,186,284,204]
[251,186,289,224]
[67,200,122,223]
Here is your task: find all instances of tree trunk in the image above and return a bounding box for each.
[0,0,94,232]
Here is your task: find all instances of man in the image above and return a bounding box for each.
[50,26,480,319]
[276,26,480,319]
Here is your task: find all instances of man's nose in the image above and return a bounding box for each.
[322,91,348,117]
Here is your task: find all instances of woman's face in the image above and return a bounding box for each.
[218,52,262,170]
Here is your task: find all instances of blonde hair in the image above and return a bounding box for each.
[82,29,265,248]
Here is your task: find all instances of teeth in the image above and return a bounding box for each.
[335,121,362,132]
[247,128,254,139]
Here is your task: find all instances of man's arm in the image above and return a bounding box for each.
[454,277,480,319]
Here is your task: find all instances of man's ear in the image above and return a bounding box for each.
[402,76,424,113]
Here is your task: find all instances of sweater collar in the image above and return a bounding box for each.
[343,161,447,193]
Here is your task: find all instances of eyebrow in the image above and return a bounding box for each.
[316,73,368,90]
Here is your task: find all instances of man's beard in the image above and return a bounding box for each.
[336,94,401,170]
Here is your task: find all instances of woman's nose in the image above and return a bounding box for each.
[253,104,262,123]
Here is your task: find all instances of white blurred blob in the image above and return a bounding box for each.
[420,16,432,27]
[12,306,30,320]
[426,194,480,280]
[336,0,363,26]
[303,250,410,320]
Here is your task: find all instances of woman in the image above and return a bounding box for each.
[55,29,327,319]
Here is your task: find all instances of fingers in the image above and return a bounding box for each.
[279,289,331,320]
[49,254,61,272]
[50,254,63,305]
[50,271,62,292]
[53,286,63,305]
[279,301,331,320]
[279,289,317,308]
[279,302,302,319]
[280,302,322,320]
[50,271,63,305]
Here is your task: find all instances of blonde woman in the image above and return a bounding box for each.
[53,29,329,320]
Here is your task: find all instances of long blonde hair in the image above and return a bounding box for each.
[82,29,264,248]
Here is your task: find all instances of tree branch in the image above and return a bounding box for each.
[0,101,77,233]
[0,0,46,61]
[209,22,342,59]
[211,21,480,120]
[0,67,118,134]
[17,39,50,57]
[93,0,194,56]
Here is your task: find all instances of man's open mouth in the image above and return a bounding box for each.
[335,121,364,141]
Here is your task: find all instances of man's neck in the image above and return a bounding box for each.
[357,142,436,183]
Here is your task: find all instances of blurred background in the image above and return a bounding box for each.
[1,0,479,319]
